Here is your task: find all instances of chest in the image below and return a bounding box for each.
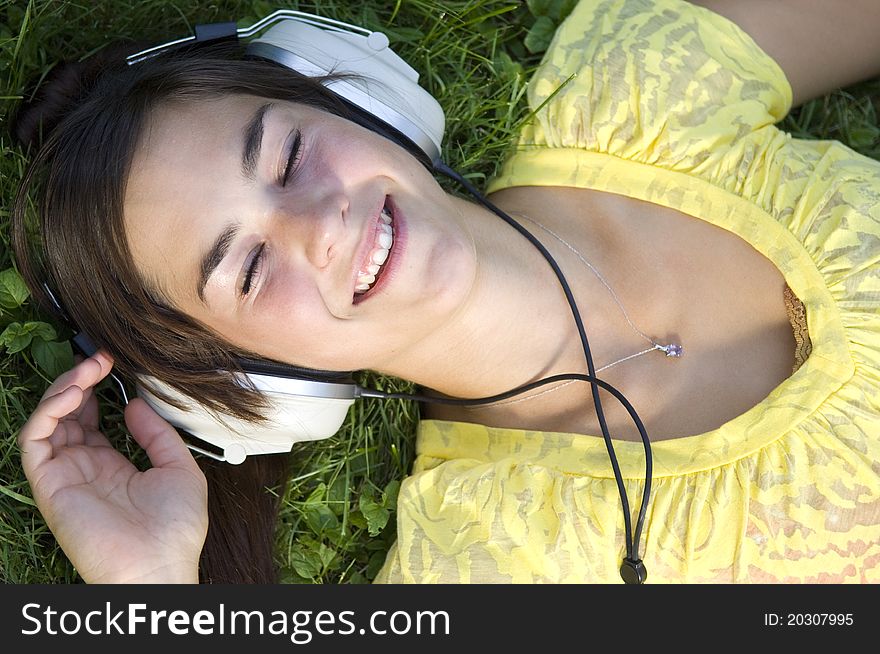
[431,187,800,441]
[585,199,798,440]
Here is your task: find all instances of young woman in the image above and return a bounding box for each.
[12,0,880,583]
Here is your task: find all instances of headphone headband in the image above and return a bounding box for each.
[125,11,373,65]
[126,11,445,163]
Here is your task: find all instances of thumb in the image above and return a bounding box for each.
[124,397,198,472]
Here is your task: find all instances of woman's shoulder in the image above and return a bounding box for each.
[499,0,791,175]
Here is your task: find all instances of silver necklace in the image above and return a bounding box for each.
[517,212,683,374]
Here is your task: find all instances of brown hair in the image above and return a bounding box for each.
[11,41,363,583]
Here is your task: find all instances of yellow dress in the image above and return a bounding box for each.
[376,0,880,583]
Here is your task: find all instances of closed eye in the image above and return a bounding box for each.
[280,129,302,187]
[240,242,265,297]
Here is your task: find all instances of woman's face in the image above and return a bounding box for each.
[123,94,477,372]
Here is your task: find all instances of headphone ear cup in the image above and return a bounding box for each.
[136,364,358,465]
[245,19,445,163]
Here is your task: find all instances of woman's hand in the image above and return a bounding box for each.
[18,351,208,583]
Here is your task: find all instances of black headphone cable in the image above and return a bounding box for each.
[428,160,652,584]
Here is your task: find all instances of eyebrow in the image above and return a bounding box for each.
[241,102,273,180]
[197,222,240,303]
[196,103,274,302]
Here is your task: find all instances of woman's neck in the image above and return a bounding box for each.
[383,190,620,401]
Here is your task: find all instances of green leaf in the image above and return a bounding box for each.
[524,16,556,54]
[347,570,368,584]
[359,492,390,536]
[527,0,553,17]
[305,482,327,504]
[349,511,368,530]
[323,521,351,549]
[366,550,388,579]
[492,51,523,79]
[34,322,57,340]
[0,321,57,354]
[383,479,401,507]
[278,567,313,584]
[317,543,337,570]
[0,484,36,506]
[31,339,74,379]
[549,0,579,21]
[528,0,578,20]
[327,476,349,504]
[305,503,339,536]
[0,268,29,310]
[289,546,323,580]
[848,125,880,149]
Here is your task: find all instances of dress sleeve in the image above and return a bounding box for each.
[489,0,794,186]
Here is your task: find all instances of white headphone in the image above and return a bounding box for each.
[117,11,447,464]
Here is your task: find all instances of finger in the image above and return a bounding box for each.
[44,352,115,426]
[78,351,116,429]
[73,349,114,375]
[47,422,114,455]
[18,385,84,474]
[124,398,198,472]
[77,385,101,430]
[90,349,114,376]
[82,427,114,449]
[46,418,74,450]
[79,373,115,427]
[43,353,114,402]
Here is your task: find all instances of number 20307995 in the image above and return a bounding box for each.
[763,613,853,626]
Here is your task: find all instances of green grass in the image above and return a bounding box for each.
[2,0,879,584]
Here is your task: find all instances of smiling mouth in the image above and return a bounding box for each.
[353,202,394,299]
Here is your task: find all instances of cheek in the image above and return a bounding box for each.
[308,128,377,182]
[255,267,322,330]
[311,118,423,195]
[419,219,477,303]
[240,272,347,362]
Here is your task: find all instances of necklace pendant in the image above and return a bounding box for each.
[663,343,683,358]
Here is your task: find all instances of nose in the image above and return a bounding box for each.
[272,189,349,269]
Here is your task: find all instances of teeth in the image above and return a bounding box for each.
[371,248,389,265]
[355,205,395,296]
